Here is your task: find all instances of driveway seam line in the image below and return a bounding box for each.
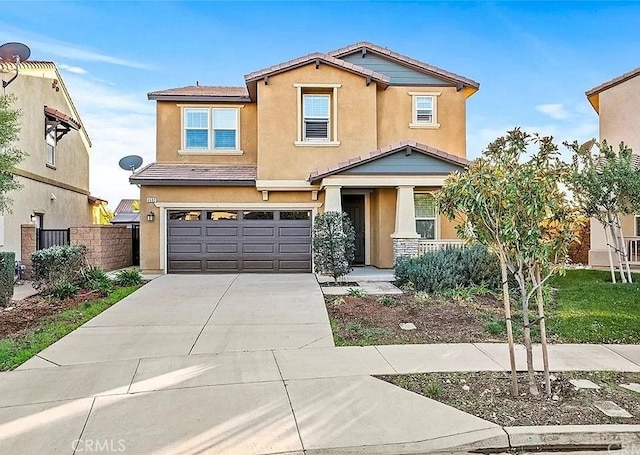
[472,343,509,370]
[127,358,142,393]
[298,334,331,350]
[374,346,398,373]
[601,344,640,369]
[188,275,239,355]
[34,354,62,367]
[272,350,306,452]
[72,397,96,455]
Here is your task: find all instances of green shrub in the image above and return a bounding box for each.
[82,266,114,296]
[0,252,15,306]
[423,381,442,399]
[50,281,79,300]
[31,245,87,292]
[378,295,397,307]
[312,211,356,282]
[394,244,501,294]
[114,268,142,287]
[346,288,365,297]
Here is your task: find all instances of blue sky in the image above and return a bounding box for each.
[1,1,639,207]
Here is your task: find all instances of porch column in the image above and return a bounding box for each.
[391,185,420,262]
[324,185,342,212]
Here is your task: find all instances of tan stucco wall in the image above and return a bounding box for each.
[377,86,467,157]
[155,101,258,165]
[139,185,320,273]
[0,71,91,259]
[256,64,378,180]
[589,76,640,265]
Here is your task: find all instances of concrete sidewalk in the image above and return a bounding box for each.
[2,274,640,454]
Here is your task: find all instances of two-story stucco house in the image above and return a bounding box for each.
[133,42,478,274]
[0,60,95,260]
[585,67,640,268]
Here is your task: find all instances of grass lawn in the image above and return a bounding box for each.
[548,269,640,344]
[0,286,139,371]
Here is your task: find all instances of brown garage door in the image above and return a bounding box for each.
[167,210,312,273]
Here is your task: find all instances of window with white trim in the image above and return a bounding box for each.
[303,94,330,141]
[415,96,434,124]
[636,215,640,236]
[46,129,56,166]
[183,107,239,151]
[414,193,437,239]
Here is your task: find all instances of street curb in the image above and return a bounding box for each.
[479,425,640,453]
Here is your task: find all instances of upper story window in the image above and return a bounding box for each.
[294,83,341,147]
[636,215,640,236]
[46,129,56,167]
[182,107,241,154]
[414,193,437,239]
[303,94,330,141]
[409,92,441,129]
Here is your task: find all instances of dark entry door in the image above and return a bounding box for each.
[342,195,365,265]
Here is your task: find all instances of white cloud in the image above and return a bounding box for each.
[536,103,570,120]
[60,74,155,208]
[0,24,152,70]
[58,64,87,75]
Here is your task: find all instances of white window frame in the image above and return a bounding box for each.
[46,129,56,167]
[212,108,239,151]
[293,83,341,147]
[635,215,640,237]
[414,192,438,240]
[302,94,330,142]
[409,92,441,129]
[180,106,243,155]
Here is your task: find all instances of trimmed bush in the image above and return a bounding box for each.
[0,251,15,306]
[312,211,356,282]
[50,281,79,300]
[82,266,114,296]
[394,244,501,294]
[114,268,142,287]
[31,245,87,292]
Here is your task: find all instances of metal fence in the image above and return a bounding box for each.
[37,228,70,250]
[132,225,140,266]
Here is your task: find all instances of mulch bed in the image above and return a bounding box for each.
[326,293,507,344]
[0,289,101,338]
[378,371,640,426]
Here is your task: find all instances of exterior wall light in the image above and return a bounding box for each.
[147,211,155,222]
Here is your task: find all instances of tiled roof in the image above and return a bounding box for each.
[44,106,81,130]
[0,60,56,71]
[328,42,479,89]
[114,199,139,214]
[130,163,257,185]
[245,52,390,86]
[148,85,250,100]
[585,67,640,97]
[309,140,469,182]
[111,212,140,224]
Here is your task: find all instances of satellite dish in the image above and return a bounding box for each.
[0,42,31,63]
[118,155,143,173]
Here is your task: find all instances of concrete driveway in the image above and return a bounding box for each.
[0,274,511,454]
[29,274,334,366]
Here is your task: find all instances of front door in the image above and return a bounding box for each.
[342,195,365,265]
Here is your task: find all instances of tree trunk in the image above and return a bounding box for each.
[603,223,616,284]
[607,213,627,283]
[534,265,551,396]
[615,215,633,283]
[500,255,519,396]
[518,271,539,396]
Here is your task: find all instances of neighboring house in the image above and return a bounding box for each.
[133,42,478,274]
[0,60,96,260]
[111,199,140,226]
[585,67,640,268]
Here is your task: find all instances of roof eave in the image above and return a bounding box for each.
[129,178,256,186]
[148,94,252,102]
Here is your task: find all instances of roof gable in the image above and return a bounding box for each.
[309,141,468,182]
[585,67,640,113]
[329,42,479,94]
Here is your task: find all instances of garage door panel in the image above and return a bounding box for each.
[169,243,202,254]
[242,243,275,254]
[207,243,238,254]
[206,226,239,236]
[279,243,311,254]
[168,210,312,273]
[279,226,311,237]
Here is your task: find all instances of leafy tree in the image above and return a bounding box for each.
[93,202,114,225]
[439,129,584,397]
[567,140,640,283]
[131,200,140,211]
[312,211,355,282]
[0,94,25,213]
